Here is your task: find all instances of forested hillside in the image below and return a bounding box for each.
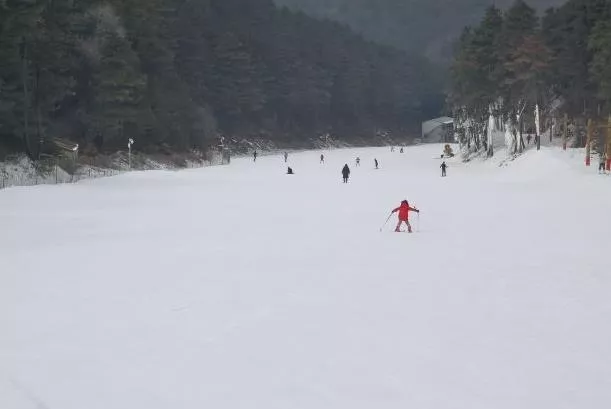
[448,0,611,157]
[0,0,443,159]
[274,0,563,60]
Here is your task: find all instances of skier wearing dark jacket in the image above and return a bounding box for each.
[392,200,419,233]
[440,161,447,177]
[342,164,350,183]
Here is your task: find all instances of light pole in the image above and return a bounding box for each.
[128,138,134,170]
[72,144,79,183]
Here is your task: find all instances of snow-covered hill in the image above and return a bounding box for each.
[1,144,610,409]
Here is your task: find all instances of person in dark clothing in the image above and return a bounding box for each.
[440,161,447,177]
[599,153,607,173]
[320,154,325,164]
[374,158,379,169]
[527,134,532,145]
[400,147,404,153]
[253,150,258,162]
[342,164,350,183]
[287,167,294,174]
[356,157,361,166]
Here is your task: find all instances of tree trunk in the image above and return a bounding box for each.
[563,113,568,150]
[518,116,526,152]
[512,126,518,154]
[35,64,43,160]
[548,117,553,144]
[20,38,32,158]
[486,112,494,157]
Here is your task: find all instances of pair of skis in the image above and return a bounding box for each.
[379,212,420,232]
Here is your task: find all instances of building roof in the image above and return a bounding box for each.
[422,117,454,137]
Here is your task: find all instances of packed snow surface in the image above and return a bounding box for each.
[1,145,610,409]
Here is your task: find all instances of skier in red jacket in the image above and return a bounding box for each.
[392,200,419,232]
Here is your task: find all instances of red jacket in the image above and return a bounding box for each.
[393,202,417,221]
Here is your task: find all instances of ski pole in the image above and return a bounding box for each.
[379,213,393,232]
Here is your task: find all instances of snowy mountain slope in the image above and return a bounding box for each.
[1,145,610,409]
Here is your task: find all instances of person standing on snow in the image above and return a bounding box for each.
[253,150,258,162]
[391,200,419,233]
[356,157,361,166]
[440,161,447,177]
[320,154,325,164]
[374,158,379,169]
[599,153,607,173]
[342,164,350,183]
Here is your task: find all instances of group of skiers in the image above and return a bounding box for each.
[252,148,457,232]
[257,148,449,178]
[340,158,379,182]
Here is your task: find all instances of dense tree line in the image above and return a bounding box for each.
[274,0,563,61]
[449,0,611,154]
[0,0,442,159]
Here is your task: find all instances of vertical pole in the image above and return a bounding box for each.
[535,104,541,151]
[606,115,611,171]
[585,118,592,166]
[128,139,134,170]
[563,113,568,150]
[21,37,31,157]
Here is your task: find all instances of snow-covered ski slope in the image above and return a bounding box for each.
[1,145,610,409]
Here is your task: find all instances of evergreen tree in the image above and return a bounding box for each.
[589,20,611,103]
[0,0,445,158]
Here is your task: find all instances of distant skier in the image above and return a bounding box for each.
[320,154,325,164]
[356,157,361,166]
[391,200,419,233]
[374,158,379,169]
[527,134,532,145]
[284,152,288,163]
[253,150,258,162]
[287,166,294,174]
[400,147,404,153]
[441,161,447,177]
[599,153,607,173]
[341,164,350,183]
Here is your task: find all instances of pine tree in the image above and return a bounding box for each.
[589,20,611,103]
